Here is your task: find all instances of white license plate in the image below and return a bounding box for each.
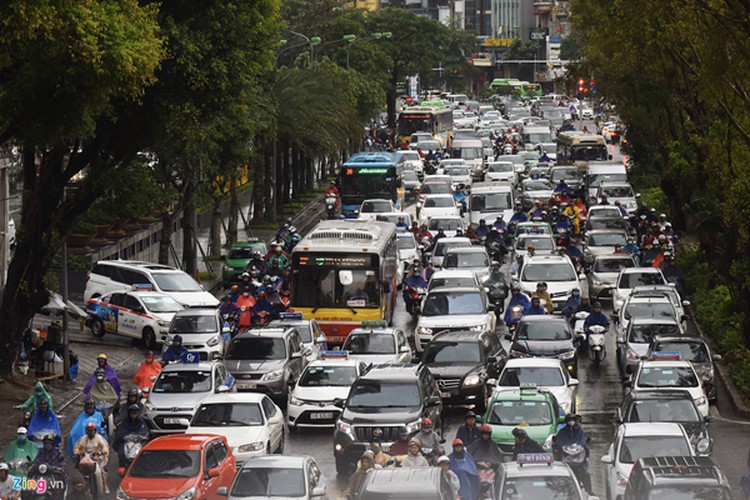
[503,455,514,462]
[238,382,256,389]
[164,418,184,425]
[439,391,453,398]
[310,412,334,420]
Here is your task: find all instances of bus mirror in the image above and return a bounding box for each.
[339,270,354,286]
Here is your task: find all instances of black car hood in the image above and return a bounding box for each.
[342,406,422,424]
[512,339,574,356]
[426,363,480,379]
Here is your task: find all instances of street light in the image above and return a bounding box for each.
[314,34,357,62]
[287,30,321,68]
[274,39,310,68]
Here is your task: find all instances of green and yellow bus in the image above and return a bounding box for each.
[397,107,453,147]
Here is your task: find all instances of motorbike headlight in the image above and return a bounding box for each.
[417,326,433,335]
[261,370,284,382]
[559,350,576,360]
[463,374,481,387]
[469,325,485,332]
[238,442,266,453]
[696,438,710,454]
[173,487,196,500]
[405,419,422,433]
[207,335,220,347]
[116,487,131,500]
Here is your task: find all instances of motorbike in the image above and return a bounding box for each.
[77,453,102,500]
[561,442,592,494]
[8,456,30,479]
[486,282,508,318]
[587,325,608,366]
[484,232,508,263]
[325,194,338,220]
[251,310,272,327]
[23,462,66,500]
[122,434,149,469]
[507,305,526,335]
[503,143,514,155]
[404,286,426,316]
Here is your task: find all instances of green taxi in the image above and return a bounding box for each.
[481,385,564,460]
[221,239,268,285]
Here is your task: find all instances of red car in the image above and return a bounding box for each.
[117,434,236,500]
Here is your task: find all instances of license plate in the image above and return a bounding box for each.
[310,412,334,420]
[440,391,453,398]
[238,382,256,390]
[164,418,184,425]
[503,455,514,462]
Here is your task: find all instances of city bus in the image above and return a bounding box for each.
[338,152,405,218]
[396,107,453,147]
[290,220,398,344]
[556,131,609,168]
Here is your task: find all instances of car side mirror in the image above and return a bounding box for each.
[681,314,690,322]
[117,467,126,478]
[611,314,619,323]
[207,467,221,479]
[704,415,715,423]
[312,485,326,498]
[682,300,691,307]
[215,385,230,394]
[291,351,302,359]
[622,380,632,388]
[600,455,613,465]
[217,486,229,497]
[578,273,586,280]
[333,398,345,409]
[287,378,296,388]
[487,304,496,312]
[486,378,496,387]
[568,378,579,387]
[713,354,722,361]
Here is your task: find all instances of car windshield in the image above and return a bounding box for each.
[228,246,263,260]
[152,371,211,393]
[523,180,554,191]
[516,237,554,251]
[487,400,552,426]
[629,323,681,343]
[445,166,470,176]
[594,258,634,273]
[525,132,552,144]
[424,197,455,208]
[231,468,306,498]
[502,477,579,500]
[516,322,572,341]
[645,487,731,500]
[488,163,513,173]
[343,333,396,355]
[141,295,183,313]
[399,151,420,161]
[421,183,452,195]
[587,232,627,246]
[226,337,286,361]
[636,367,698,388]
[619,272,666,288]
[434,241,471,257]
[424,341,481,363]
[628,400,701,422]
[428,276,476,290]
[589,173,628,187]
[589,218,628,231]
[551,168,582,182]
[151,272,203,292]
[625,302,676,319]
[421,141,440,151]
[403,171,419,182]
[128,450,201,479]
[443,252,489,268]
[192,403,264,426]
[653,342,709,363]
[362,200,391,213]
[618,436,691,464]
[429,218,462,231]
[422,292,485,316]
[602,185,634,197]
[347,382,421,407]
[521,263,576,282]
[169,314,217,334]
[299,365,357,387]
[471,193,513,211]
[397,236,416,250]
[499,367,564,387]
[589,207,622,219]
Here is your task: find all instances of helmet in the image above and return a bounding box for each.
[173,335,183,345]
[565,413,576,423]
[512,427,528,438]
[17,427,27,435]
[252,250,261,258]
[128,404,140,413]
[257,291,266,298]
[465,411,477,419]
[263,274,271,282]
[452,439,464,446]
[0,463,8,472]
[145,350,154,357]
[527,245,535,251]
[593,301,602,308]
[437,455,450,464]
[289,226,298,233]
[85,423,97,431]
[222,295,232,303]
[511,283,521,292]
[480,424,492,433]
[127,387,139,398]
[42,434,54,443]
[421,418,432,426]
[398,426,410,438]
[97,354,107,360]
[94,368,105,377]
[531,296,540,303]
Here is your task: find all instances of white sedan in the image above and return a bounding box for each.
[418,194,460,226]
[183,393,284,464]
[493,358,579,414]
[358,198,394,221]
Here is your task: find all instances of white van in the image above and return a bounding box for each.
[586,161,628,199]
[449,139,485,181]
[84,260,220,308]
[468,183,515,225]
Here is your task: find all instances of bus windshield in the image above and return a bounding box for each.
[571,145,608,161]
[340,169,396,202]
[398,115,433,136]
[293,265,381,309]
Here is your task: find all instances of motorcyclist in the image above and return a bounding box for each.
[464,225,480,243]
[3,427,38,476]
[116,388,144,428]
[66,401,106,461]
[455,411,481,447]
[414,418,442,455]
[511,427,545,460]
[475,219,490,239]
[31,435,68,497]
[132,351,161,393]
[236,287,255,329]
[562,289,583,323]
[28,397,61,447]
[431,227,447,250]
[162,335,188,363]
[113,405,149,467]
[485,262,509,297]
[535,282,554,314]
[324,181,340,210]
[529,201,545,219]
[659,253,688,298]
[266,243,290,271]
[244,250,267,276]
[527,296,547,316]
[83,354,121,400]
[275,218,292,243]
[622,238,641,265]
[404,269,428,292]
[388,427,412,457]
[539,151,551,163]
[467,425,502,482]
[554,414,592,494]
[19,382,54,413]
[402,439,429,468]
[509,254,525,277]
[583,301,610,333]
[219,295,241,323]
[565,243,585,269]
[255,274,273,296]
[452,187,467,213]
[614,200,628,217]
[554,213,571,237]
[265,285,287,315]
[284,226,301,253]
[504,284,531,327]
[395,216,409,231]
[228,284,241,303]
[416,224,433,243]
[554,179,571,197]
[492,215,507,232]
[0,462,18,500]
[251,291,275,323]
[510,205,528,224]
[73,423,109,494]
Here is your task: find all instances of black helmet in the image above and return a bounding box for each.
[128,404,140,413]
[127,387,139,397]
[173,335,183,345]
[565,413,576,423]
[94,368,105,377]
[593,301,602,308]
[222,295,232,303]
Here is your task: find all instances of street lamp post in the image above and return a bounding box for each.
[287,30,321,68]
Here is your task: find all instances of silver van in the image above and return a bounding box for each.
[469,183,515,225]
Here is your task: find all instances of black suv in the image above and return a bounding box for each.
[333,363,443,476]
[614,390,713,455]
[624,456,731,500]
[506,316,578,376]
[422,330,507,410]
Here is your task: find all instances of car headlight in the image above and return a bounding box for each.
[463,374,481,387]
[694,396,707,407]
[238,442,266,453]
[469,325,485,332]
[289,395,303,406]
[559,350,576,360]
[696,438,710,454]
[626,349,639,360]
[116,487,131,500]
[262,369,284,382]
[171,487,196,500]
[224,266,235,271]
[417,326,433,335]
[156,319,169,327]
[354,209,359,214]
[405,418,422,433]
[145,400,156,411]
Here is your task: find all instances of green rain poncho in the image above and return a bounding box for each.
[20,382,54,413]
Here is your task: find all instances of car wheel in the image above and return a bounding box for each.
[275,431,285,454]
[91,319,105,338]
[142,327,156,350]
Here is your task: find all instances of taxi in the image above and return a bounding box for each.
[85,286,184,349]
[287,351,369,430]
[496,453,589,499]
[481,385,563,460]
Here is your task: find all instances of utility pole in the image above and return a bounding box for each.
[61,185,70,382]
[0,157,8,285]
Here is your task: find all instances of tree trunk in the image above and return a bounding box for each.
[282,139,291,204]
[182,181,198,277]
[291,146,300,197]
[228,172,239,245]
[209,201,222,257]
[158,212,174,265]
[263,144,274,221]
[251,160,265,224]
[275,140,283,213]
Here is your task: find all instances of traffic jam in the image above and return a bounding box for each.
[10,94,732,500]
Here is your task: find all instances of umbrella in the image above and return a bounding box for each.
[39,292,86,319]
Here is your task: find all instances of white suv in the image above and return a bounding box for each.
[84,260,219,308]
[518,255,583,311]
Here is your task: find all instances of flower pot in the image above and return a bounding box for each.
[94,224,113,238]
[67,233,94,248]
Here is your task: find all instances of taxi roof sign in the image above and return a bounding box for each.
[320,350,349,359]
[361,320,387,329]
[650,351,681,361]
[279,312,304,320]
[519,383,538,391]
[132,283,154,291]
[517,453,554,465]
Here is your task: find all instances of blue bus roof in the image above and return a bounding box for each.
[344,152,398,166]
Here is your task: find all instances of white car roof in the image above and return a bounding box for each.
[503,358,565,369]
[639,360,694,369]
[305,358,361,369]
[502,462,573,478]
[430,269,477,279]
[198,392,266,404]
[620,267,662,275]
[620,422,687,437]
